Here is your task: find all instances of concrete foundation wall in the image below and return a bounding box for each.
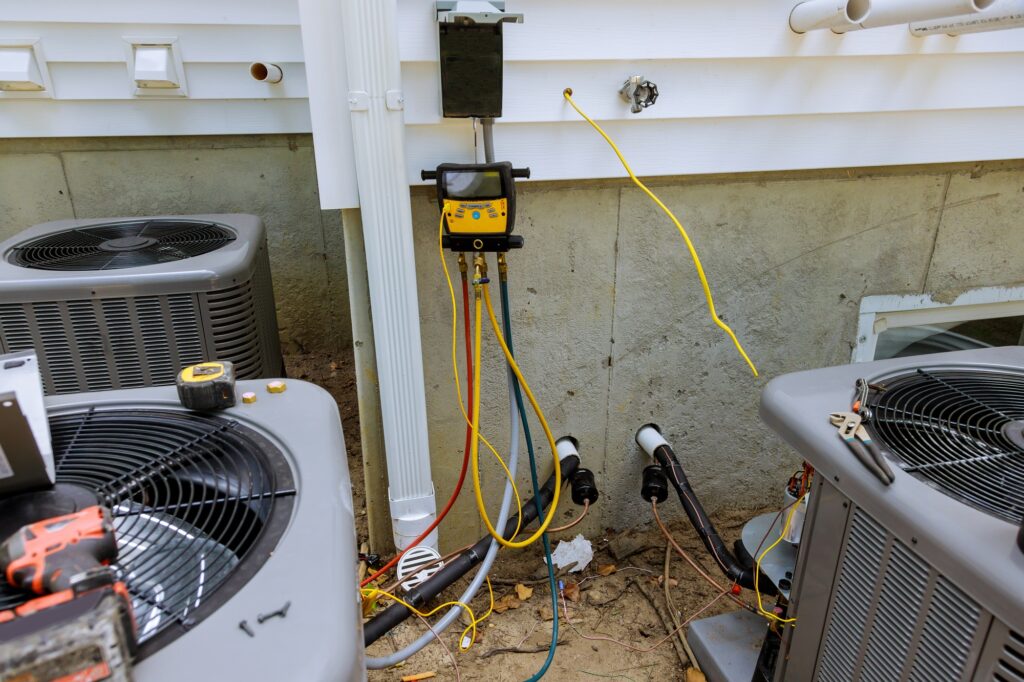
[411,160,1024,550]
[0,135,350,355]
[3,135,1023,549]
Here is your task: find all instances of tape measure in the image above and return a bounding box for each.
[422,161,529,252]
[176,361,236,411]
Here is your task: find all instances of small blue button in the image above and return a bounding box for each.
[472,211,481,220]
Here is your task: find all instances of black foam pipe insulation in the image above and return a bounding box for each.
[637,425,775,595]
[364,454,580,646]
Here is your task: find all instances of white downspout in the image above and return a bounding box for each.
[910,0,1024,34]
[335,0,437,551]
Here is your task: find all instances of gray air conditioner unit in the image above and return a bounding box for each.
[0,378,364,681]
[761,346,1024,682]
[0,214,283,395]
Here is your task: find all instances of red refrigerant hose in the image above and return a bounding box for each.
[361,272,475,588]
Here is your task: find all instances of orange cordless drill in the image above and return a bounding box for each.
[0,506,119,595]
[0,506,137,681]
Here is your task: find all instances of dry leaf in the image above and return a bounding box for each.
[669,578,679,587]
[361,594,379,618]
[515,584,534,600]
[562,581,581,603]
[596,564,617,576]
[492,594,521,613]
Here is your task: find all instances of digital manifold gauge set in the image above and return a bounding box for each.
[423,162,530,252]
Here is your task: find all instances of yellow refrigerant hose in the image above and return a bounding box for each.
[438,217,525,536]
[468,280,562,549]
[563,88,758,377]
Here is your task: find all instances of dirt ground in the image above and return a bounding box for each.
[288,351,770,682]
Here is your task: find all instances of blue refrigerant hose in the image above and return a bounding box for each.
[499,276,559,681]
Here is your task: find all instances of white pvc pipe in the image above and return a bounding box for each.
[635,424,670,458]
[910,0,1024,34]
[837,0,996,30]
[249,62,283,83]
[556,435,581,461]
[789,0,872,33]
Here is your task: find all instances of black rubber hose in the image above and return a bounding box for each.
[651,443,775,594]
[363,454,580,646]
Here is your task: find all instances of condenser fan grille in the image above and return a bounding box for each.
[8,220,235,271]
[866,367,1024,524]
[0,409,294,658]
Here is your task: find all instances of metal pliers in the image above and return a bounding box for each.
[829,412,895,485]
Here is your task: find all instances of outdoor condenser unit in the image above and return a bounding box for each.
[0,378,364,681]
[0,214,283,395]
[761,346,1024,681]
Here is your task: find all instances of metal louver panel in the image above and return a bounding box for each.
[203,281,265,379]
[0,295,205,395]
[861,542,930,682]
[907,577,982,681]
[994,628,1024,682]
[200,247,281,380]
[818,509,888,682]
[251,248,283,376]
[815,507,986,682]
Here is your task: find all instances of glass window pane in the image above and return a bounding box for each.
[873,316,1024,361]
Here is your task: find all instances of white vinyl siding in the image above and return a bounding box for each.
[2,0,1023,206]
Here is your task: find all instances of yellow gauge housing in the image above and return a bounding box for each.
[425,161,528,252]
[443,198,509,235]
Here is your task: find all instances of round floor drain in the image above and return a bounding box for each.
[397,545,444,590]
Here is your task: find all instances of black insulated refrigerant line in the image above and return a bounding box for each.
[635,424,773,594]
[363,453,581,646]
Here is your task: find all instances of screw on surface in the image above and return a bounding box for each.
[257,600,292,624]
[239,620,255,637]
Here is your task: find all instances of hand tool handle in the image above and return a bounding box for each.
[848,441,893,486]
[863,438,895,484]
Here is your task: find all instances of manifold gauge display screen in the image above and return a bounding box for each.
[443,170,503,200]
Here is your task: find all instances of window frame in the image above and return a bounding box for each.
[853,285,1024,363]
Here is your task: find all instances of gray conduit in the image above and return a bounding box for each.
[364,363,521,669]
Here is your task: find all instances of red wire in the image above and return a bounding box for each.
[361,271,475,588]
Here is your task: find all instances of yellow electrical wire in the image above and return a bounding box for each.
[754,495,805,625]
[361,581,490,651]
[470,283,562,549]
[562,88,758,378]
[438,214,524,537]
[459,575,496,650]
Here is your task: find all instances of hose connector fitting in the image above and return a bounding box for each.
[497,253,509,282]
[556,436,599,506]
[641,464,669,503]
[458,252,468,275]
[472,255,488,291]
[570,468,599,506]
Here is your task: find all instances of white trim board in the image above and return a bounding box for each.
[853,286,1024,363]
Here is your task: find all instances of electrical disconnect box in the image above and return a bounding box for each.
[435,1,522,118]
